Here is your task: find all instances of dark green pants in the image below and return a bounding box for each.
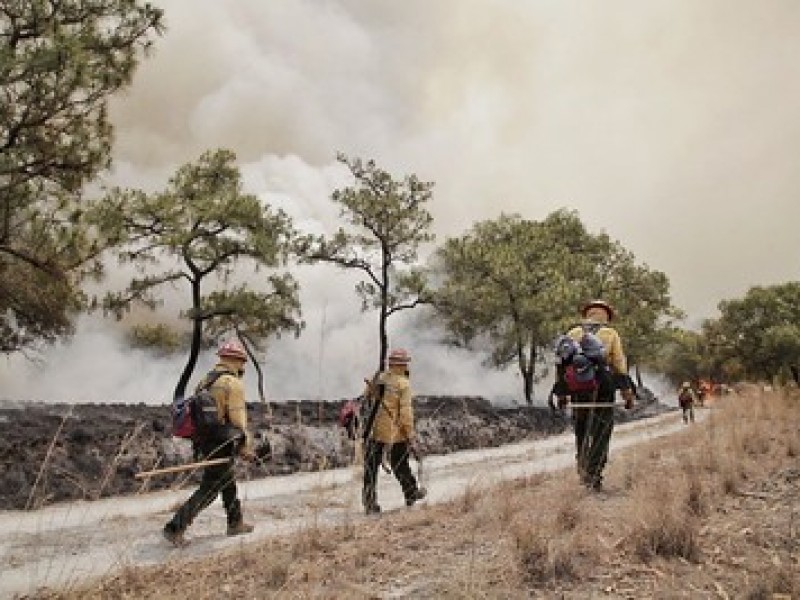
[165,434,242,533]
[165,458,242,533]
[573,402,614,487]
[363,440,419,509]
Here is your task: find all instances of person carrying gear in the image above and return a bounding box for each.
[697,379,712,407]
[163,339,256,546]
[554,300,635,491]
[678,381,696,424]
[362,348,427,514]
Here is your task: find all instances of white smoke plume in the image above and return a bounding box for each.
[3,1,799,404]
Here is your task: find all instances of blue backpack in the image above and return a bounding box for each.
[554,326,606,393]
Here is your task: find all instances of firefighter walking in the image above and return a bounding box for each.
[555,300,635,491]
[362,348,427,514]
[163,340,256,546]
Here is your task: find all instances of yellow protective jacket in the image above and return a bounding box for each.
[568,320,628,375]
[197,358,253,454]
[368,368,415,444]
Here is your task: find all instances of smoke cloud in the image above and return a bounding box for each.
[3,1,799,404]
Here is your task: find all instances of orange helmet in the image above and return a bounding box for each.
[581,299,615,321]
[387,348,411,366]
[217,339,247,361]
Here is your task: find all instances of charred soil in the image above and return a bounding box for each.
[0,392,666,510]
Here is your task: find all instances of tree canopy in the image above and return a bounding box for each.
[91,149,303,400]
[573,230,680,383]
[0,0,163,353]
[432,212,576,403]
[432,209,677,403]
[299,154,434,372]
[701,282,800,384]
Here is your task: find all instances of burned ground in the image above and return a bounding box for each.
[0,391,668,510]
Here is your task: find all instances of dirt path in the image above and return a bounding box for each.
[0,409,690,598]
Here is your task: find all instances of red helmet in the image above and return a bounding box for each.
[581,299,615,321]
[387,348,411,366]
[217,339,247,361]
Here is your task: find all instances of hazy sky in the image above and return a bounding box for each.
[3,1,799,404]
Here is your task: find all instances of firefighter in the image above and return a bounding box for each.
[163,339,256,546]
[697,379,712,407]
[362,348,426,514]
[678,381,696,424]
[555,300,635,491]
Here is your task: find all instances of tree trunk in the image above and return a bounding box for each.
[174,278,203,401]
[526,343,538,405]
[378,305,387,374]
[239,332,270,416]
[523,369,534,405]
[378,247,389,373]
[518,342,535,405]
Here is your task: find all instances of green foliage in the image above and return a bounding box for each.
[432,209,678,403]
[560,227,682,368]
[433,211,580,402]
[702,282,800,382]
[90,149,303,399]
[0,0,163,352]
[651,327,705,385]
[126,323,185,355]
[298,154,435,371]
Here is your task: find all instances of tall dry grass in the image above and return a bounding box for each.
[29,389,800,599]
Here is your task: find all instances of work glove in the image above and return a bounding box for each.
[621,388,635,410]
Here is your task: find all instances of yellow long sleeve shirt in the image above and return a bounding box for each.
[369,369,415,444]
[198,359,253,454]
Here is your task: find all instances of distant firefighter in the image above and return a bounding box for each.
[697,379,712,407]
[678,381,696,424]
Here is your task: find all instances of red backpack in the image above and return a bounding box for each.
[338,398,361,440]
[172,371,225,441]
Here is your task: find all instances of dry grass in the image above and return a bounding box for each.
[25,407,74,510]
[31,388,800,599]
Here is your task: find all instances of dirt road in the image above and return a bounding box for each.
[1,409,690,598]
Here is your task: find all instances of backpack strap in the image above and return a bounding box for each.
[193,370,230,425]
[580,321,603,335]
[198,369,227,392]
[361,373,385,442]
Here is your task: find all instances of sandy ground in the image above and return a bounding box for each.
[0,409,690,598]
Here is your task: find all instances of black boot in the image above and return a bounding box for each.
[405,487,427,507]
[227,521,254,536]
[225,499,254,536]
[163,522,186,547]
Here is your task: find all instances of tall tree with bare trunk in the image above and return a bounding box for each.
[298,154,434,373]
[91,149,303,400]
